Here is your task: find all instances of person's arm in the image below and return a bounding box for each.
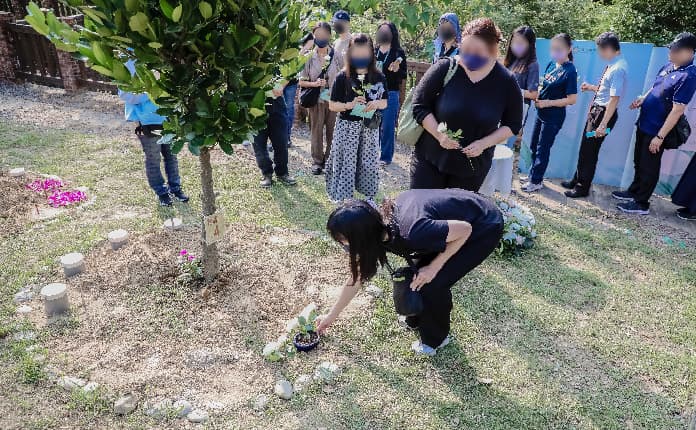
[410,220,472,291]
[462,76,523,157]
[365,78,389,112]
[316,277,361,333]
[536,67,578,108]
[413,60,461,150]
[328,74,362,112]
[524,62,540,101]
[595,95,619,137]
[649,103,687,153]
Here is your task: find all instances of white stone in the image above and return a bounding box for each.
[60,252,84,270]
[274,379,293,400]
[163,217,183,230]
[13,290,33,303]
[82,381,100,393]
[57,376,87,391]
[187,409,209,423]
[16,305,33,314]
[107,229,129,248]
[314,361,341,384]
[253,394,269,411]
[114,393,138,415]
[13,331,36,341]
[75,186,89,194]
[294,374,312,392]
[41,283,70,317]
[9,167,26,177]
[365,284,383,298]
[173,399,193,417]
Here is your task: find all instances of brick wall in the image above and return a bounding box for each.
[0,11,15,81]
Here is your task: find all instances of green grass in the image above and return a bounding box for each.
[1,120,695,430]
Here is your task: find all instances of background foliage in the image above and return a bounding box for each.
[338,0,696,61]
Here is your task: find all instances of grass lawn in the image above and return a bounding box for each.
[0,109,695,430]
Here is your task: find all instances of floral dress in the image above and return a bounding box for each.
[325,71,387,201]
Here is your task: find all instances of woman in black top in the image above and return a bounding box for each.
[327,34,388,202]
[411,18,523,191]
[318,189,504,356]
[375,21,407,166]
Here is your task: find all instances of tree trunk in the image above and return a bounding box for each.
[199,147,219,282]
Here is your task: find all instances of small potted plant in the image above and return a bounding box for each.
[292,309,320,352]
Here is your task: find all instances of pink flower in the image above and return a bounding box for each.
[187,255,195,261]
[180,249,188,256]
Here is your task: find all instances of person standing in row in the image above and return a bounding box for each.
[672,151,696,221]
[283,33,315,148]
[119,59,189,207]
[432,13,460,63]
[319,189,504,356]
[326,33,388,202]
[251,87,297,188]
[375,21,407,166]
[410,18,523,191]
[332,10,352,71]
[300,22,336,175]
[613,32,696,214]
[502,25,539,148]
[563,32,627,198]
[522,33,578,193]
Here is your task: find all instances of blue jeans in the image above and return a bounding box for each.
[379,90,400,163]
[252,97,289,176]
[283,83,298,144]
[138,132,181,196]
[529,117,562,184]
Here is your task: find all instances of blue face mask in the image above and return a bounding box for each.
[460,53,489,71]
[314,38,329,48]
[351,57,371,69]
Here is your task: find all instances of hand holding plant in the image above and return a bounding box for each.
[436,122,462,149]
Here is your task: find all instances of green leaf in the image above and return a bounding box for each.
[171,4,182,22]
[125,0,139,12]
[91,42,111,67]
[171,139,185,154]
[80,7,104,25]
[129,12,149,33]
[188,142,201,155]
[159,0,174,19]
[219,141,234,154]
[25,2,45,24]
[111,61,131,82]
[254,24,271,37]
[24,14,50,36]
[198,1,213,19]
[157,134,176,145]
[249,108,264,118]
[148,42,163,49]
[90,65,113,77]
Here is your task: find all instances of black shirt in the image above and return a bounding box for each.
[375,47,407,91]
[330,71,388,121]
[385,188,503,257]
[412,59,523,177]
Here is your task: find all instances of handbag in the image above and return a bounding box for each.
[396,57,458,146]
[299,48,334,109]
[384,254,423,316]
[363,110,383,129]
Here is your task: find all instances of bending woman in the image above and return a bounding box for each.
[319,188,504,356]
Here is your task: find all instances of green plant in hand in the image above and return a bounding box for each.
[437,122,474,171]
[25,0,314,282]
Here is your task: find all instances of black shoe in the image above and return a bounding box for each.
[311,165,323,175]
[260,175,273,188]
[617,200,649,215]
[158,193,173,207]
[560,180,576,190]
[277,174,297,186]
[677,210,696,221]
[612,190,634,201]
[564,188,589,198]
[171,190,189,203]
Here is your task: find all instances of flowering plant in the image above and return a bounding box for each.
[437,122,474,171]
[262,303,318,361]
[47,189,87,207]
[496,198,537,256]
[176,249,203,283]
[26,178,63,193]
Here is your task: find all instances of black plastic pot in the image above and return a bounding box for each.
[293,331,320,352]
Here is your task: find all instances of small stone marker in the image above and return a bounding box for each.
[13,288,33,303]
[82,381,100,393]
[274,379,293,400]
[144,398,172,418]
[57,376,86,391]
[16,304,33,314]
[114,393,139,415]
[314,361,341,384]
[9,167,25,177]
[107,229,129,250]
[365,284,383,298]
[60,252,85,277]
[294,374,312,392]
[187,409,209,423]
[253,394,269,411]
[163,217,183,230]
[40,283,70,317]
[173,399,193,417]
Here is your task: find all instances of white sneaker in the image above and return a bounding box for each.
[518,175,529,184]
[522,181,544,193]
[411,336,451,356]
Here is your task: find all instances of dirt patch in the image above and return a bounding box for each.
[0,172,48,237]
[24,222,353,417]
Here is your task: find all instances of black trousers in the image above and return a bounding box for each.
[406,222,503,348]
[570,105,618,192]
[627,129,665,206]
[409,150,488,192]
[252,97,290,177]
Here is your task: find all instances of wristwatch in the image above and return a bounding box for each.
[656,135,664,140]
